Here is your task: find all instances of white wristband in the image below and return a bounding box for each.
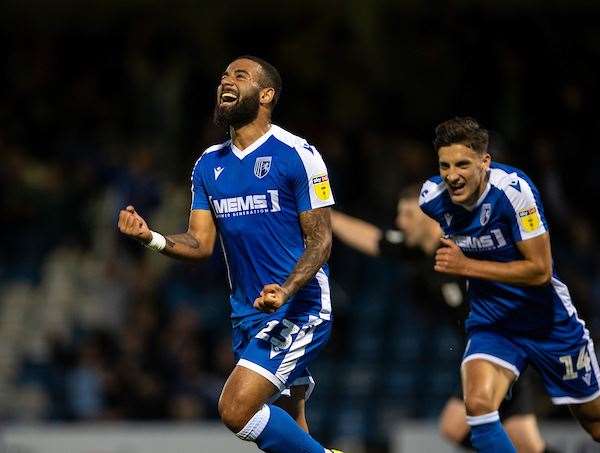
[145,231,167,252]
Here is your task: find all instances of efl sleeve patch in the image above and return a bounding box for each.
[311,174,332,201]
[518,206,541,232]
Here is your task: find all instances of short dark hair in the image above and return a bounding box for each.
[433,117,489,154]
[237,55,282,108]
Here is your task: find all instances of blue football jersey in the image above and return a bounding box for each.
[191,125,335,321]
[419,162,581,336]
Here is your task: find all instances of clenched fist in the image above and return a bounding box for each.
[254,284,290,314]
[118,205,152,243]
[435,237,470,276]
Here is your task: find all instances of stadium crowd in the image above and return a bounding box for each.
[1,2,600,450]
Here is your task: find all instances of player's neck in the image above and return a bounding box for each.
[230,117,272,151]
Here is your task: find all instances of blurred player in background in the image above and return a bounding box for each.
[118,56,342,453]
[420,117,600,452]
[331,187,552,452]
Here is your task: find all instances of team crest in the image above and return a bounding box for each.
[254,156,272,179]
[480,203,492,226]
[311,174,331,201]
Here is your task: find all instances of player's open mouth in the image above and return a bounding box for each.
[220,92,238,105]
[449,182,466,196]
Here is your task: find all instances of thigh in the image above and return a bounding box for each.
[462,358,516,412]
[238,314,331,395]
[462,330,526,406]
[220,364,281,417]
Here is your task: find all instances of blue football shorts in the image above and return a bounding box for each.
[232,311,332,400]
[463,318,600,405]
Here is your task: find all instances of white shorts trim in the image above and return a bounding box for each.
[462,353,520,378]
[276,375,316,401]
[552,389,600,405]
[238,359,285,391]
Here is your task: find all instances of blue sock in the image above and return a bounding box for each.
[236,404,325,453]
[466,411,516,453]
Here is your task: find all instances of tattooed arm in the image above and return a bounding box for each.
[284,207,332,295]
[254,207,332,313]
[118,205,216,261]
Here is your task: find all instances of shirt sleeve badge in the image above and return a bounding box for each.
[518,206,541,232]
[311,174,331,201]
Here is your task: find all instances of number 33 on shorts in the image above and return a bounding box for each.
[256,319,301,353]
[237,315,332,394]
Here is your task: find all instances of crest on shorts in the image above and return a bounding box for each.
[480,203,492,226]
[254,156,272,179]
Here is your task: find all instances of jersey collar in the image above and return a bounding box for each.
[230,126,274,160]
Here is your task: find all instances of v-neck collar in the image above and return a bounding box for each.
[230,126,274,160]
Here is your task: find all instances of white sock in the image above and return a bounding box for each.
[236,404,271,441]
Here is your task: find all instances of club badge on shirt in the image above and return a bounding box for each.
[254,156,272,179]
[480,203,492,226]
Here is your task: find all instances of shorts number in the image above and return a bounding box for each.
[560,347,591,381]
[255,319,300,350]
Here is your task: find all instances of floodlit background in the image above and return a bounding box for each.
[1,1,600,452]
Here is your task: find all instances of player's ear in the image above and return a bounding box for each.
[259,87,275,106]
[481,153,491,170]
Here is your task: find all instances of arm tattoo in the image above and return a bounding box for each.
[165,233,200,249]
[284,208,332,296]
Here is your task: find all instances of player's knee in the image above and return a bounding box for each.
[464,393,496,416]
[218,391,254,433]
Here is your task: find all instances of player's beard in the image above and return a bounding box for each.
[213,89,260,129]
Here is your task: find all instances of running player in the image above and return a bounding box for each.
[420,117,600,452]
[118,56,341,453]
[331,187,550,452]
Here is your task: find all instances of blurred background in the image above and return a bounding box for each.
[1,1,600,452]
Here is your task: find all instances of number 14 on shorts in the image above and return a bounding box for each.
[560,346,592,381]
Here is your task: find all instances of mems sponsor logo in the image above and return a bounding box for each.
[453,229,507,251]
[211,190,281,218]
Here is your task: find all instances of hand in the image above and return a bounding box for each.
[435,237,470,276]
[253,284,290,314]
[118,205,152,243]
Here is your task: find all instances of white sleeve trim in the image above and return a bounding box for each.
[503,177,547,241]
[419,179,446,206]
[294,145,335,209]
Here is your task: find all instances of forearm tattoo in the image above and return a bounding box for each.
[165,233,199,249]
[284,208,332,296]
